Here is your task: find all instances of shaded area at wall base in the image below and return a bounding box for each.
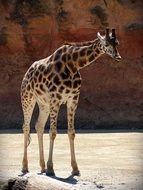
[0,104,142,130]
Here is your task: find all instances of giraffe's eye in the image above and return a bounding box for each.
[105,44,109,47]
[105,42,110,47]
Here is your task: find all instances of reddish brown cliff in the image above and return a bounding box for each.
[0,0,143,129]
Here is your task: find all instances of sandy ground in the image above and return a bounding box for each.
[0,131,143,189]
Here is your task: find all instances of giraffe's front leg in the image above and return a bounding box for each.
[67,97,80,176]
[46,103,60,176]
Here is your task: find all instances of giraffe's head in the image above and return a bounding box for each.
[97,28,121,61]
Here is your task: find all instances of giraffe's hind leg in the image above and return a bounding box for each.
[35,102,49,173]
[21,93,36,174]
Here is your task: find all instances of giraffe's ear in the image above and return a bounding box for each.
[97,32,104,40]
[112,29,116,39]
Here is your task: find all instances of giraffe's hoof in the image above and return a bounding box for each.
[72,170,80,176]
[19,169,29,176]
[41,169,46,173]
[22,169,29,173]
[46,169,55,176]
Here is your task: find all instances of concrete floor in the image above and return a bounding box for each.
[0,131,143,189]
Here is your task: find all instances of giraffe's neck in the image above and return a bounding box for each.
[68,38,103,70]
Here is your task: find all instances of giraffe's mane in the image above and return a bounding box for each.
[64,39,97,47]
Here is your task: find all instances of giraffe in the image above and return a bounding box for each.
[21,28,121,176]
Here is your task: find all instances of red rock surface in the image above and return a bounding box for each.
[0,0,143,129]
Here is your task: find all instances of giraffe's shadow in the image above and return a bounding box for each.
[36,171,78,184]
[49,175,78,184]
[19,172,78,185]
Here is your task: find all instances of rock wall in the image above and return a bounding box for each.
[0,0,143,129]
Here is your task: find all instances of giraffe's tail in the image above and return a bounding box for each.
[21,90,36,148]
[27,133,31,147]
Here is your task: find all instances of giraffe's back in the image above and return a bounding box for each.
[21,56,81,106]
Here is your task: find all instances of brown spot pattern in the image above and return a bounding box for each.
[48,73,55,80]
[59,86,65,93]
[27,85,30,91]
[53,76,61,86]
[66,89,70,93]
[67,62,77,73]
[96,48,100,54]
[88,54,95,62]
[55,61,63,73]
[39,65,45,72]
[43,78,46,83]
[54,53,60,61]
[87,50,92,55]
[35,70,39,77]
[73,80,81,88]
[73,95,79,100]
[34,77,37,83]
[62,53,67,62]
[72,52,78,61]
[80,49,86,57]
[39,74,42,82]
[60,67,70,80]
[78,59,86,67]
[56,93,62,100]
[31,81,34,89]
[40,84,46,92]
[49,85,57,92]
[36,89,42,95]
[64,80,72,88]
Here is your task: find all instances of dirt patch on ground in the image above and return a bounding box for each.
[0,131,143,189]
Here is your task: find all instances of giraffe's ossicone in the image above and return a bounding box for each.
[21,28,121,176]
